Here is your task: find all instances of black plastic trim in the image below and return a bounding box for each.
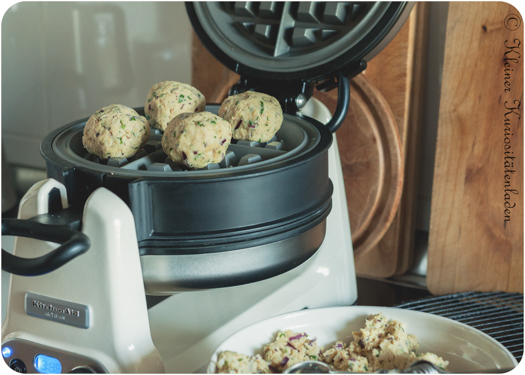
[325,72,350,133]
[1,219,90,276]
[137,194,332,256]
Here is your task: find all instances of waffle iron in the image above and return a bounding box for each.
[3,1,412,294]
[2,2,414,373]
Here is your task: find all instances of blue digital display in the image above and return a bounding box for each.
[34,354,62,374]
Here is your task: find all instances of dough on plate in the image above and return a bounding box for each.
[218,91,283,143]
[322,313,449,372]
[216,351,269,374]
[263,330,321,373]
[144,81,206,131]
[215,313,450,374]
[82,104,150,159]
[161,111,232,169]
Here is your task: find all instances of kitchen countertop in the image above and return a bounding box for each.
[355,276,432,307]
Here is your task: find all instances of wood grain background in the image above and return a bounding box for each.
[427,2,524,294]
[313,74,403,258]
[351,3,429,277]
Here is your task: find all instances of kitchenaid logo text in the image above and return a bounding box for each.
[32,299,81,317]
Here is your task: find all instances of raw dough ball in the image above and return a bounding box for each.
[82,104,150,159]
[218,91,283,143]
[162,111,232,169]
[144,81,206,131]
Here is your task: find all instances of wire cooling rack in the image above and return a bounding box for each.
[396,291,523,362]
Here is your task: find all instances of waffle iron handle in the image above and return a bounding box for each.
[318,58,367,133]
[1,218,90,276]
[324,72,350,133]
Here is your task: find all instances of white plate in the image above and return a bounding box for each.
[207,306,518,373]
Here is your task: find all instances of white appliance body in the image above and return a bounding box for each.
[2,179,165,373]
[2,98,357,373]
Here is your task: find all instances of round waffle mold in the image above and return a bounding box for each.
[41,105,334,293]
[53,108,320,177]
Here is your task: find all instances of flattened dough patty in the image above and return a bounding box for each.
[82,104,150,159]
[144,81,206,131]
[218,91,283,143]
[162,111,232,169]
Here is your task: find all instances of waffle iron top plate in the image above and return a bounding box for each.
[186,2,413,82]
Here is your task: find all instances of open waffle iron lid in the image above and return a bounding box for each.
[185,2,413,83]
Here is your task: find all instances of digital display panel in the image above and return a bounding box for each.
[34,354,62,374]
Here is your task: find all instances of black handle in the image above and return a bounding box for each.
[325,72,350,133]
[2,218,90,276]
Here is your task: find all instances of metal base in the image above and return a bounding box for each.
[142,220,327,294]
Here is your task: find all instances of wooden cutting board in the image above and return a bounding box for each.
[313,76,403,255]
[351,3,430,277]
[427,2,524,294]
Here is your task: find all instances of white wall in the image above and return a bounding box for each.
[1,2,193,169]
